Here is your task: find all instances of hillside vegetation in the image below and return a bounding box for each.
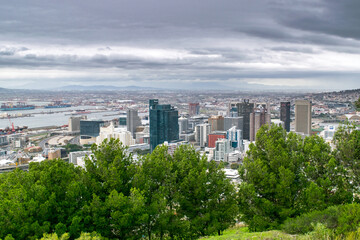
[0,123,359,239]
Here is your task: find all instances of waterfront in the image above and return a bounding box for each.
[0,105,124,129]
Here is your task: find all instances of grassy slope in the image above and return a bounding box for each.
[201,226,299,240]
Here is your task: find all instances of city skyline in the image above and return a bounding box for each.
[0,0,360,90]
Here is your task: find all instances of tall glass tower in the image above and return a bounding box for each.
[149,99,179,152]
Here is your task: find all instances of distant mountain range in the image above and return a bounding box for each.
[56,85,161,91]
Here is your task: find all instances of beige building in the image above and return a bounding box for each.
[208,116,224,132]
[96,123,135,146]
[249,103,271,141]
[295,100,312,135]
[48,149,61,160]
[68,116,85,133]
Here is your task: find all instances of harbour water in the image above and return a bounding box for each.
[0,105,124,129]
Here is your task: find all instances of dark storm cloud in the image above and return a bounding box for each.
[272,0,360,41]
[0,0,359,90]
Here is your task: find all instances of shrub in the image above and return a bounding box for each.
[282,206,339,234]
[336,204,360,235]
[282,203,360,235]
[302,223,335,240]
[230,163,239,169]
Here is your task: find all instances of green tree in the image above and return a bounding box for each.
[355,97,360,111]
[135,144,238,239]
[333,123,360,199]
[238,124,352,231]
[0,160,89,239]
[174,145,238,238]
[84,139,136,198]
[134,145,181,240]
[64,144,83,154]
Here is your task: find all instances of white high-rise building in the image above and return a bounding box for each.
[226,126,243,150]
[214,138,231,162]
[195,123,211,148]
[96,123,135,146]
[179,117,189,134]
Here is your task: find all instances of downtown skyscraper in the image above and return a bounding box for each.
[295,100,312,135]
[280,102,291,132]
[231,99,254,140]
[149,99,179,152]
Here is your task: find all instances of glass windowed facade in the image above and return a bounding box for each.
[80,120,105,138]
[149,99,179,152]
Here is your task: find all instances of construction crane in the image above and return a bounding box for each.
[7,115,15,133]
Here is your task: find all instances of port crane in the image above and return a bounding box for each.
[7,115,15,133]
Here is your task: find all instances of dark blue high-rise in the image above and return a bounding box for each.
[149,99,179,152]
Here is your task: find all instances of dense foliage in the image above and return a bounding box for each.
[0,139,237,239]
[282,203,360,236]
[1,123,359,239]
[355,97,360,111]
[238,124,355,231]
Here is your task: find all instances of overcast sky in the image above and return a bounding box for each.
[0,0,360,90]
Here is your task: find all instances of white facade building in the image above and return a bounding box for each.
[195,123,211,148]
[226,126,243,150]
[96,123,135,146]
[179,117,189,134]
[214,138,231,162]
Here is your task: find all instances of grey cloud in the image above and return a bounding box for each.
[272,0,360,41]
[0,0,360,90]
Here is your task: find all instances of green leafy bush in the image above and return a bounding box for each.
[282,203,360,235]
[282,206,339,234]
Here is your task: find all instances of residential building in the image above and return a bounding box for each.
[195,123,211,147]
[214,138,231,162]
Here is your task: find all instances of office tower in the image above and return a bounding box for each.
[249,103,271,141]
[208,131,227,148]
[226,126,243,150]
[68,116,83,132]
[149,99,179,152]
[280,102,291,132]
[80,120,105,138]
[229,107,238,117]
[195,123,211,147]
[189,103,200,116]
[295,100,312,135]
[214,138,231,162]
[127,109,142,138]
[235,99,254,140]
[208,115,225,132]
[119,117,127,126]
[179,117,189,134]
[80,119,105,144]
[224,116,243,131]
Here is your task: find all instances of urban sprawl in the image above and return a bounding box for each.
[0,88,359,181]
